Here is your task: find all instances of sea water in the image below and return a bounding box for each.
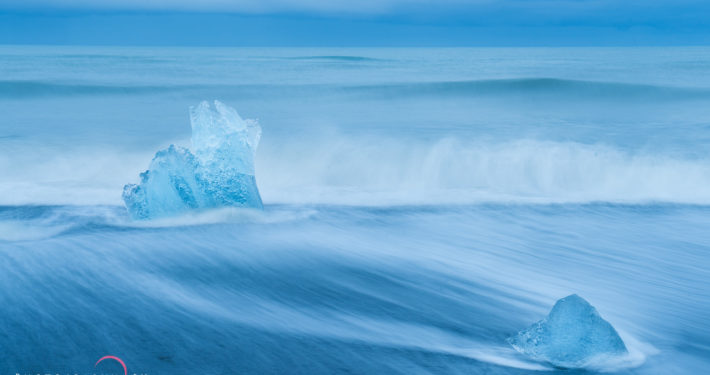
[1,46,709,374]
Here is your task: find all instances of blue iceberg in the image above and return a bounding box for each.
[508,294,628,368]
[123,100,263,219]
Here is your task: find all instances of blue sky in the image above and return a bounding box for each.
[1,0,709,46]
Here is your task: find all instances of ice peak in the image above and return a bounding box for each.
[123,101,263,220]
[508,294,628,368]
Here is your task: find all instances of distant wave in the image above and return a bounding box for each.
[0,80,312,98]
[0,80,185,98]
[348,78,710,100]
[4,78,710,100]
[286,55,383,62]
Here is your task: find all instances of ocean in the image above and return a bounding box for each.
[1,46,709,374]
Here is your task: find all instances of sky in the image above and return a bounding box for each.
[1,0,709,46]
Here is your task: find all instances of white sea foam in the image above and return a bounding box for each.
[3,136,710,206]
[0,220,70,242]
[259,135,710,205]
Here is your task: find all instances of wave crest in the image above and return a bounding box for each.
[257,137,710,205]
[3,137,710,206]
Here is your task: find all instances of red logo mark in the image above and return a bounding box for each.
[95,355,128,375]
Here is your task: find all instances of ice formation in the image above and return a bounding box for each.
[123,101,263,219]
[508,294,628,368]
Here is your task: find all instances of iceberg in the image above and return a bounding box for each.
[123,100,263,219]
[508,294,628,368]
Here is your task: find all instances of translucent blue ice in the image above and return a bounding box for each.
[508,294,628,368]
[123,101,263,219]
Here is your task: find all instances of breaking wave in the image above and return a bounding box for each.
[3,137,710,206]
[257,137,710,205]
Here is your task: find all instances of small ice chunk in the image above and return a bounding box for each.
[123,101,262,219]
[508,294,628,368]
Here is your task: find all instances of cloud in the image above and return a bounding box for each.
[0,0,486,14]
[1,0,708,31]
[2,0,708,19]
[2,0,709,45]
